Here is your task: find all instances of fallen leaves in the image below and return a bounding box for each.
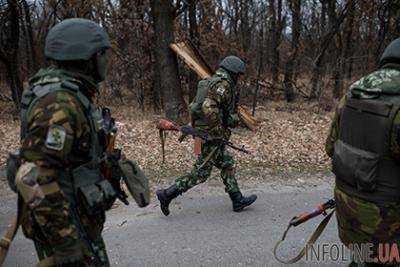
[0,100,333,185]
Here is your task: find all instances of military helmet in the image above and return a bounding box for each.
[45,18,111,61]
[219,56,246,74]
[380,37,400,66]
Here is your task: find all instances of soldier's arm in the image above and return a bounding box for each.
[20,91,88,262]
[202,81,232,138]
[325,96,347,158]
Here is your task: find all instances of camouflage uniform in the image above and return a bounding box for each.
[156,56,257,216]
[19,67,111,266]
[11,19,115,266]
[326,66,400,266]
[175,69,240,193]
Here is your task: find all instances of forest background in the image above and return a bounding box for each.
[0,0,399,185]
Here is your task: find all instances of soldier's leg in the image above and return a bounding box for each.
[90,235,110,267]
[156,143,215,216]
[175,146,214,192]
[81,212,110,267]
[215,148,257,212]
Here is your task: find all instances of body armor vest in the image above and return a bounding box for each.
[189,72,235,127]
[333,93,400,203]
[20,76,116,214]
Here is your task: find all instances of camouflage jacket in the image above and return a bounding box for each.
[326,65,400,161]
[201,68,238,138]
[19,67,100,260]
[326,65,400,250]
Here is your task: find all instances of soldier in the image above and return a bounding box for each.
[156,56,257,216]
[326,38,400,266]
[11,18,119,266]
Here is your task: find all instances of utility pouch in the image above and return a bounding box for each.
[118,160,150,207]
[6,150,21,193]
[73,165,116,215]
[333,140,379,192]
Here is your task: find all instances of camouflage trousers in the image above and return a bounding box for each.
[335,187,400,266]
[175,142,240,193]
[21,199,110,266]
[33,233,109,267]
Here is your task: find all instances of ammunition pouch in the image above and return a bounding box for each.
[118,159,150,208]
[334,96,400,203]
[72,164,117,215]
[333,140,379,192]
[6,150,21,193]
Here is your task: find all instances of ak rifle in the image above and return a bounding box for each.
[157,119,251,154]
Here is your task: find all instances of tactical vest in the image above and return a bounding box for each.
[20,77,116,214]
[333,92,400,203]
[189,73,235,127]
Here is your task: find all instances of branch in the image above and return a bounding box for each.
[0,92,13,102]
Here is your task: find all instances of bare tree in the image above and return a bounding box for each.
[150,0,188,122]
[0,0,23,106]
[283,0,301,102]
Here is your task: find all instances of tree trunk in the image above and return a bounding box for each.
[150,0,188,123]
[188,0,199,103]
[0,0,23,107]
[342,0,355,88]
[310,0,349,99]
[240,0,250,52]
[269,0,279,86]
[327,0,343,99]
[21,0,37,75]
[283,0,301,102]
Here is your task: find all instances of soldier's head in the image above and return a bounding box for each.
[45,18,111,84]
[380,37,400,67]
[219,56,246,84]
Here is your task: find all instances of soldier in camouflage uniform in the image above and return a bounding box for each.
[14,19,117,266]
[156,56,257,216]
[326,38,400,266]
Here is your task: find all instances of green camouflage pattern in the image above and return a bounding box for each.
[350,68,400,95]
[20,67,109,265]
[326,67,400,265]
[175,68,241,194]
[335,187,400,261]
[326,67,400,158]
[175,141,240,193]
[201,68,236,138]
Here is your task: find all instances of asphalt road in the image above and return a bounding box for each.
[1,180,350,267]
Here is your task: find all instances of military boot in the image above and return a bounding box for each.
[229,191,257,212]
[156,185,182,216]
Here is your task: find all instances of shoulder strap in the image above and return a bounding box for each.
[273,210,335,264]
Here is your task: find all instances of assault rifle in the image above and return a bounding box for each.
[101,108,129,205]
[157,119,251,154]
